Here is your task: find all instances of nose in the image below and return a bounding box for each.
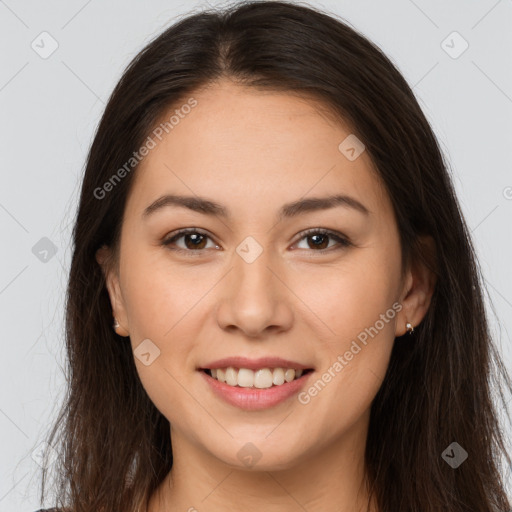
[215,246,294,338]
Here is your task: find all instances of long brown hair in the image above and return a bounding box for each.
[38,1,512,510]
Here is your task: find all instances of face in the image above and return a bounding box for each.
[98,79,427,471]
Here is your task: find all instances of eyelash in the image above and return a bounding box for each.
[161,227,353,255]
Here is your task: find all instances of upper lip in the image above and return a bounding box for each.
[199,356,313,371]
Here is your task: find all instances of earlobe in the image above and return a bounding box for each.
[113,316,130,337]
[395,235,437,337]
[95,245,130,337]
[106,276,130,337]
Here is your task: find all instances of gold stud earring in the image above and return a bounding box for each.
[406,321,414,335]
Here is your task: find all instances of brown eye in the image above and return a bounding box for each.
[294,229,352,252]
[162,228,351,255]
[181,232,207,250]
[162,229,219,252]
[306,233,330,250]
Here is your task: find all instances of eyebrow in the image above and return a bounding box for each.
[142,193,370,220]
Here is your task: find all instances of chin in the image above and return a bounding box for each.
[206,438,311,472]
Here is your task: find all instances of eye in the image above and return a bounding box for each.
[293,228,352,252]
[161,228,352,255]
[162,228,220,253]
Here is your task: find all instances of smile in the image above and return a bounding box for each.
[198,367,314,411]
[202,367,313,388]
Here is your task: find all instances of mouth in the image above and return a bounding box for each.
[198,366,315,410]
[199,367,314,389]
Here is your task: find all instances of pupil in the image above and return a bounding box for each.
[185,233,206,250]
[310,234,328,250]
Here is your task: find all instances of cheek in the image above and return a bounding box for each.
[120,248,200,339]
[119,258,205,420]
[291,247,402,344]
[292,240,401,408]
[121,230,402,349]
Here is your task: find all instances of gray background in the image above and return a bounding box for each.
[0,0,511,510]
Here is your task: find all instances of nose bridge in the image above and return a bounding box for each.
[231,229,279,278]
[232,237,278,305]
[215,236,293,336]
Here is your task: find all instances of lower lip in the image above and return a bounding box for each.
[199,370,313,411]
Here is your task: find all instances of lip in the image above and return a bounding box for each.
[199,356,313,371]
[198,368,314,411]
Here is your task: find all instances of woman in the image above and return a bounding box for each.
[36,1,512,511]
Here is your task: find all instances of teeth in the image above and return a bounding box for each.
[225,367,238,386]
[238,368,254,387]
[207,367,308,388]
[273,368,285,385]
[254,369,273,388]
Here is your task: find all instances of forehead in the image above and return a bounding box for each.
[124,80,390,222]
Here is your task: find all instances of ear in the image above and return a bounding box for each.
[96,245,130,337]
[396,235,437,336]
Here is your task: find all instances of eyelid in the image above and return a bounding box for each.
[162,228,221,252]
[161,227,352,253]
[291,228,352,252]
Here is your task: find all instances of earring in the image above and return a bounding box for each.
[406,321,414,335]
[112,317,129,337]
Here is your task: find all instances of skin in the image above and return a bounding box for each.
[96,79,436,512]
